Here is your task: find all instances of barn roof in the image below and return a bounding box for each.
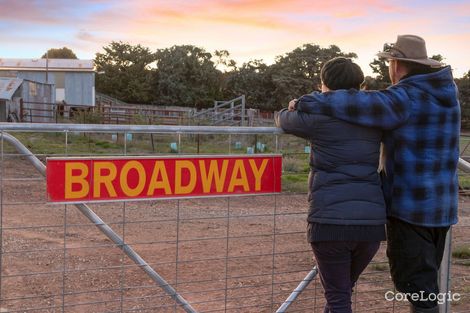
[0,77,23,100]
[0,58,94,72]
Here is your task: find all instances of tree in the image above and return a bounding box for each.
[369,57,390,85]
[41,47,78,59]
[430,54,445,65]
[266,44,357,110]
[89,42,368,111]
[224,59,274,111]
[153,45,223,108]
[224,44,359,111]
[463,70,470,80]
[457,70,470,128]
[213,50,237,72]
[362,76,384,90]
[94,41,156,103]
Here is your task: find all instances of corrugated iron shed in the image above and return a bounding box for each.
[0,77,23,100]
[0,58,94,72]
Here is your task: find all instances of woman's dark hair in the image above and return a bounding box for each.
[320,57,364,90]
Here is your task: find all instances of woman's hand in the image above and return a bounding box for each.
[288,99,297,111]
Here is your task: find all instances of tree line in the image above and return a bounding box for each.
[90,42,359,111]
[44,44,470,121]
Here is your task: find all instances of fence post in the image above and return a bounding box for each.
[241,95,246,126]
[19,98,24,122]
[439,227,452,313]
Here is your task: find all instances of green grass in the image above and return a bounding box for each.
[369,262,389,272]
[282,154,310,173]
[452,245,470,259]
[10,132,109,155]
[3,131,310,157]
[452,245,470,268]
[459,175,470,189]
[94,141,117,149]
[282,173,309,193]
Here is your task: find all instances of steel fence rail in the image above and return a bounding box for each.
[0,122,283,134]
[0,132,198,313]
[275,266,318,313]
[458,157,470,172]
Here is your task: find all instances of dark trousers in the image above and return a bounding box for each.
[311,241,380,313]
[386,217,449,309]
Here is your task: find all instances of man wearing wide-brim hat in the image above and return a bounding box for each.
[288,34,460,313]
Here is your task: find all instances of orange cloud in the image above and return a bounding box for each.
[126,0,408,28]
[137,4,290,31]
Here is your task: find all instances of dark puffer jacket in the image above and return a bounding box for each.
[278,109,386,226]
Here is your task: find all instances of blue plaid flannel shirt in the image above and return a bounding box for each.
[296,66,460,227]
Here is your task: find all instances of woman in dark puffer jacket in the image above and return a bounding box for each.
[276,57,385,313]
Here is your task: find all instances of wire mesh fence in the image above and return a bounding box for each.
[0,123,468,312]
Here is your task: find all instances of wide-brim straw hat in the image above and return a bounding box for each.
[377,34,442,67]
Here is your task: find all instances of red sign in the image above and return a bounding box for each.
[47,155,282,203]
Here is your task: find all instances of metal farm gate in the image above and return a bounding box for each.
[0,123,468,313]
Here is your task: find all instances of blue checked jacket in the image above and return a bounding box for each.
[295,66,460,227]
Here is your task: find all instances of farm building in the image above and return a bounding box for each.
[0,58,95,107]
[0,77,55,122]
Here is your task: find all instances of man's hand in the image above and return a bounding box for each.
[288,99,297,111]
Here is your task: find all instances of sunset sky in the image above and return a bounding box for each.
[0,0,469,77]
